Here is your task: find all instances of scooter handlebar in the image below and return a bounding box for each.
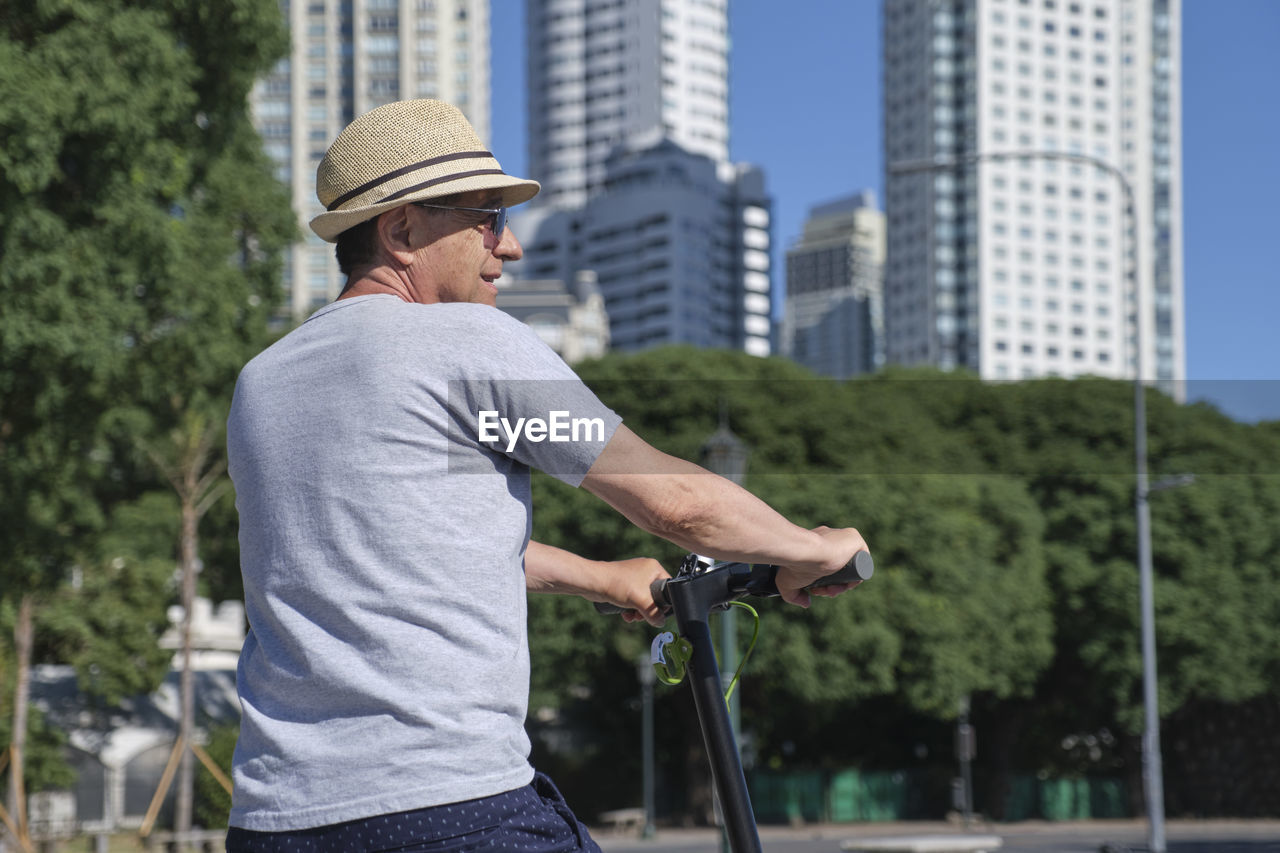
[594,550,872,615]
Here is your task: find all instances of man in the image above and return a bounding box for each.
[225,99,867,851]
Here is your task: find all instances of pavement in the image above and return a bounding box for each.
[590,819,1280,853]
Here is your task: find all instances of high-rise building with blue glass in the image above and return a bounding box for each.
[513,0,772,355]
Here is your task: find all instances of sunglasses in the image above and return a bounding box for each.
[413,202,507,238]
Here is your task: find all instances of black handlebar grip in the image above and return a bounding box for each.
[650,576,670,608]
[802,550,874,589]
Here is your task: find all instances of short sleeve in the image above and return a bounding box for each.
[442,308,622,486]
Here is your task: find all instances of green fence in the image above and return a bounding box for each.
[749,769,1129,824]
[1003,776,1128,821]
[749,769,916,823]
[828,770,912,822]
[749,770,828,824]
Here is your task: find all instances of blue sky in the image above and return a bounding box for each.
[490,1,1280,421]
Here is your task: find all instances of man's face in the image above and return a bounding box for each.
[408,190,523,307]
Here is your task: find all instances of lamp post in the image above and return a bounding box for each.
[701,407,748,853]
[955,695,975,829]
[889,151,1166,853]
[637,653,657,839]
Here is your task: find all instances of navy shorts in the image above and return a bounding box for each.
[225,772,602,853]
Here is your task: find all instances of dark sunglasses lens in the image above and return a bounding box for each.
[492,207,507,238]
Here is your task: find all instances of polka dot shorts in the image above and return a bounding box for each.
[226,772,602,853]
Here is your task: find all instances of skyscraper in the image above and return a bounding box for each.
[510,134,773,354]
[525,0,730,210]
[515,0,771,355]
[782,191,886,379]
[882,0,1183,384]
[251,0,492,316]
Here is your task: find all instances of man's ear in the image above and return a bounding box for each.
[377,206,418,267]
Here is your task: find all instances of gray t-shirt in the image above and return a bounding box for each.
[226,295,621,831]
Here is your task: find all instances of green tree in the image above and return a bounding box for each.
[932,380,1280,815]
[35,492,179,710]
[527,352,1280,820]
[0,0,294,824]
[523,350,1056,820]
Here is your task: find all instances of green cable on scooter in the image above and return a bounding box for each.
[649,601,761,709]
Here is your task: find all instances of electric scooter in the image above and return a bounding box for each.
[599,550,874,853]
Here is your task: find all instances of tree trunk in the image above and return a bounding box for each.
[144,412,227,848]
[175,499,198,841]
[7,594,34,848]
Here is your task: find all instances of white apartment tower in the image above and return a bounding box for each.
[526,0,731,209]
[882,0,1183,384]
[251,0,492,316]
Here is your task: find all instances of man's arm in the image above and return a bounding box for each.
[525,540,669,626]
[581,425,868,607]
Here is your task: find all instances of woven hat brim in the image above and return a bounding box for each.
[310,173,540,243]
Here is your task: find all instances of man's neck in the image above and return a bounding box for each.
[338,267,417,303]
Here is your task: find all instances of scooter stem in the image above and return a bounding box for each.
[665,573,763,853]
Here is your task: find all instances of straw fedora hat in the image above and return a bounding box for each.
[309,99,540,242]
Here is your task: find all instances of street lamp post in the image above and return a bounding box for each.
[955,695,975,829]
[889,151,1166,853]
[637,654,657,839]
[701,408,749,853]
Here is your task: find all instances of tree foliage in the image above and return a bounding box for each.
[0,0,294,796]
[521,347,1280,819]
[0,0,293,586]
[35,492,179,708]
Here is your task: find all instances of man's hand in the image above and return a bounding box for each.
[525,542,669,627]
[597,557,670,627]
[774,526,870,608]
